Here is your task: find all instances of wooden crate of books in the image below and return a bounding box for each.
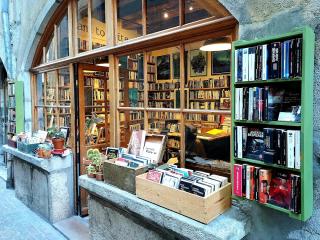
[103,159,148,194]
[136,173,231,224]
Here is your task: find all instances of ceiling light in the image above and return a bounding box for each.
[189,6,193,11]
[96,63,121,67]
[200,37,231,52]
[163,12,169,19]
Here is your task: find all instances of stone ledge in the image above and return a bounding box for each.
[79,175,250,240]
[3,145,72,173]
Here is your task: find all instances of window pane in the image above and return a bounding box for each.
[119,53,144,108]
[147,0,179,34]
[185,40,231,110]
[78,0,89,52]
[117,0,142,43]
[57,13,69,58]
[119,110,144,147]
[58,68,71,128]
[91,0,107,49]
[82,68,110,146]
[148,112,181,164]
[184,0,227,24]
[46,35,55,62]
[36,74,45,130]
[45,71,58,129]
[185,113,231,175]
[147,46,180,109]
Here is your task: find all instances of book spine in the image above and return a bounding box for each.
[235,88,239,120]
[285,41,290,78]
[258,87,264,121]
[246,165,251,199]
[233,164,243,197]
[235,50,238,82]
[296,38,302,77]
[242,164,247,197]
[237,49,243,82]
[262,44,268,80]
[276,129,282,165]
[243,87,248,120]
[234,126,238,158]
[237,126,243,158]
[249,47,256,81]
[264,86,269,121]
[254,167,260,201]
[289,39,295,78]
[295,130,301,169]
[286,130,295,168]
[242,127,248,157]
[243,48,249,81]
[250,166,255,200]
[239,88,243,120]
[255,46,260,80]
[248,88,253,120]
[282,130,287,166]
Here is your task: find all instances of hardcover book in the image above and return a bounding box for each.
[233,164,242,197]
[269,172,292,209]
[244,128,264,161]
[258,169,272,204]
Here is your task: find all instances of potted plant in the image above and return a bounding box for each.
[86,164,96,178]
[84,148,100,166]
[48,127,65,150]
[93,155,104,181]
[37,144,52,159]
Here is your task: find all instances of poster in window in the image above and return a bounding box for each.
[157,55,170,80]
[190,50,207,77]
[211,50,231,74]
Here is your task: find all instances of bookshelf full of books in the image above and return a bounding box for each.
[231,27,315,221]
[7,81,16,136]
[43,69,72,129]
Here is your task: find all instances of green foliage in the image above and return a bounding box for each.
[86,164,96,174]
[47,127,65,139]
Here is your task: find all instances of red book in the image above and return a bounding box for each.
[259,169,272,204]
[146,170,163,183]
[233,164,243,197]
[250,166,255,200]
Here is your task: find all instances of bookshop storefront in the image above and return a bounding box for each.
[30,0,237,216]
[15,0,318,239]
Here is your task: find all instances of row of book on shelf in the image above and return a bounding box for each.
[188,76,230,89]
[235,37,302,82]
[233,164,301,213]
[234,126,300,169]
[235,86,301,122]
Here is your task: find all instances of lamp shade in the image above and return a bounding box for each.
[200,37,231,51]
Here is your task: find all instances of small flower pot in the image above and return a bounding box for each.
[52,138,65,150]
[88,173,96,178]
[96,172,104,181]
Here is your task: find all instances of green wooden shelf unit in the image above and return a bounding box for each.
[231,27,315,221]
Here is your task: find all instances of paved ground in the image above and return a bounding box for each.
[0,178,67,240]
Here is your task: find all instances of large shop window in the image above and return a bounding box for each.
[146,0,179,34]
[117,0,143,43]
[35,68,71,131]
[117,35,232,169]
[78,0,89,52]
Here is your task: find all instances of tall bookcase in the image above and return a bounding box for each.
[231,27,315,221]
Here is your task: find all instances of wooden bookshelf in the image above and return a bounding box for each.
[231,27,315,221]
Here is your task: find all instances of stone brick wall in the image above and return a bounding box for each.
[1,0,320,238]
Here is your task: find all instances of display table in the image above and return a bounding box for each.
[79,175,250,240]
[3,145,74,223]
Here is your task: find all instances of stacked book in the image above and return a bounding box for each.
[147,166,228,197]
[235,38,302,81]
[234,126,300,169]
[233,164,301,214]
[235,86,301,122]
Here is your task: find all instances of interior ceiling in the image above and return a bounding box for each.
[117,0,229,31]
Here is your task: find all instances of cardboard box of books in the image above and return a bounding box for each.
[103,131,167,194]
[136,166,232,224]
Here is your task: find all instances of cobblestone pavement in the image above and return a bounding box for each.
[0,178,66,240]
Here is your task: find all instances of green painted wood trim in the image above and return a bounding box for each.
[231,26,315,221]
[15,81,25,133]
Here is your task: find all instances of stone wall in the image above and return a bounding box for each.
[1,0,320,239]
